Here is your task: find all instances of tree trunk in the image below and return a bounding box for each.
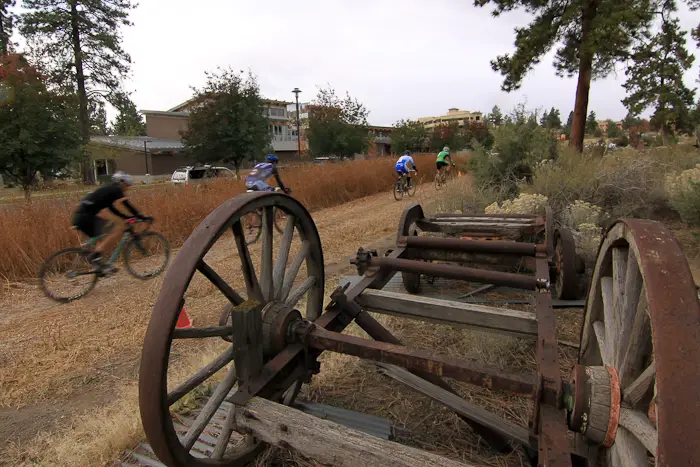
[661,126,670,146]
[70,0,94,185]
[569,1,597,153]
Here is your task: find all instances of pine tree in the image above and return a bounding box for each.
[89,99,108,136]
[546,107,562,129]
[20,0,136,183]
[488,105,503,125]
[585,111,599,135]
[622,0,695,145]
[474,0,654,152]
[540,109,549,127]
[0,0,14,54]
[111,91,146,136]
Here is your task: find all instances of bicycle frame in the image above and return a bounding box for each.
[83,227,137,266]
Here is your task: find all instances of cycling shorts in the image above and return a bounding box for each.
[245,180,273,191]
[395,163,409,175]
[436,161,449,170]
[73,211,108,239]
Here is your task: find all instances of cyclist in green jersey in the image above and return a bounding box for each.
[436,146,455,173]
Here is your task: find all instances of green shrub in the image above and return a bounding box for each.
[670,180,700,225]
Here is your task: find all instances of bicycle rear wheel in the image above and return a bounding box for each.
[393,180,404,200]
[434,173,443,190]
[125,232,171,279]
[273,207,288,234]
[39,247,98,302]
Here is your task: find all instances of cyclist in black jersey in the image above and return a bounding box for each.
[72,171,150,273]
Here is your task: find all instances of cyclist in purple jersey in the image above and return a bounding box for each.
[245,155,289,192]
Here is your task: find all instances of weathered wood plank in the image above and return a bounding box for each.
[233,396,473,467]
[592,321,610,366]
[356,289,538,339]
[600,276,614,364]
[609,426,648,467]
[611,247,628,367]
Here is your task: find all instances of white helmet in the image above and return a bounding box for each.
[443,146,450,152]
[112,171,134,186]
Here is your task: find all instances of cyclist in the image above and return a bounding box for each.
[395,150,418,188]
[245,155,290,193]
[72,171,149,274]
[436,146,455,176]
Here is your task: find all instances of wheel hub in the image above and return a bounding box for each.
[567,365,621,447]
[261,302,302,357]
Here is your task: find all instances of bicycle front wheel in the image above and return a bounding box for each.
[407,179,417,197]
[39,247,98,302]
[393,180,404,201]
[241,211,262,245]
[124,232,170,279]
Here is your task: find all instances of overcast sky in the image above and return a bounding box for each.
[29,0,700,125]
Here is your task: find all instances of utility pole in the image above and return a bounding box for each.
[292,88,302,158]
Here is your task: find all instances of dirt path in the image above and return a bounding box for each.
[0,182,442,461]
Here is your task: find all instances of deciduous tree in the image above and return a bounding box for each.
[0,54,80,199]
[306,87,369,159]
[181,68,270,176]
[391,119,428,153]
[474,0,654,152]
[623,0,695,145]
[20,0,136,183]
[605,120,623,138]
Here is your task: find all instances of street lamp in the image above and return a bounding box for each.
[292,88,302,158]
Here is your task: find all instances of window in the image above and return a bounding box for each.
[268,107,286,117]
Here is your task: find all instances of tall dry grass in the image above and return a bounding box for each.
[0,155,444,283]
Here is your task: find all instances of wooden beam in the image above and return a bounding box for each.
[356,289,538,339]
[375,363,531,446]
[232,397,473,467]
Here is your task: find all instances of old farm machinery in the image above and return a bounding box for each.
[138,191,700,467]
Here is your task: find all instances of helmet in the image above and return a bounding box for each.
[266,154,279,163]
[403,150,411,156]
[112,171,133,186]
[443,146,450,152]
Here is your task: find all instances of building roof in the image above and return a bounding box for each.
[166,96,293,113]
[90,136,184,153]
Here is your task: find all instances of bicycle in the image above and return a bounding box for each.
[434,164,455,190]
[393,171,417,201]
[39,218,170,303]
[242,187,292,245]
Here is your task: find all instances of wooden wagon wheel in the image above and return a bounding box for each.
[571,219,700,465]
[398,204,424,294]
[139,192,324,467]
[552,227,579,300]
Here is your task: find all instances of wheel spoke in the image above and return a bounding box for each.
[232,221,263,302]
[167,347,235,406]
[615,254,643,368]
[182,364,238,450]
[212,403,237,459]
[601,276,614,363]
[610,248,628,366]
[197,260,244,305]
[619,407,658,455]
[285,276,317,308]
[609,426,649,467]
[273,214,296,299]
[260,206,274,301]
[619,289,651,389]
[593,320,612,366]
[278,240,310,302]
[622,361,655,407]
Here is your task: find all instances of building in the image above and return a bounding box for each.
[597,120,624,134]
[89,96,299,178]
[417,108,483,129]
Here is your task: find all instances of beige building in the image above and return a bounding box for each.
[417,108,483,129]
[597,120,623,134]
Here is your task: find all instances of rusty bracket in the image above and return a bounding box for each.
[350,247,378,276]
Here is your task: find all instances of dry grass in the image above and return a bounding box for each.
[0,155,450,283]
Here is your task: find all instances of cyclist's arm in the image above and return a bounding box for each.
[112,197,143,219]
[445,154,455,166]
[271,167,287,191]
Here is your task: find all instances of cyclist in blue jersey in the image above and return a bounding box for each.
[245,155,290,193]
[395,151,418,186]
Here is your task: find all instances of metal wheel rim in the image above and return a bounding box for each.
[578,219,700,465]
[393,181,403,200]
[139,192,324,467]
